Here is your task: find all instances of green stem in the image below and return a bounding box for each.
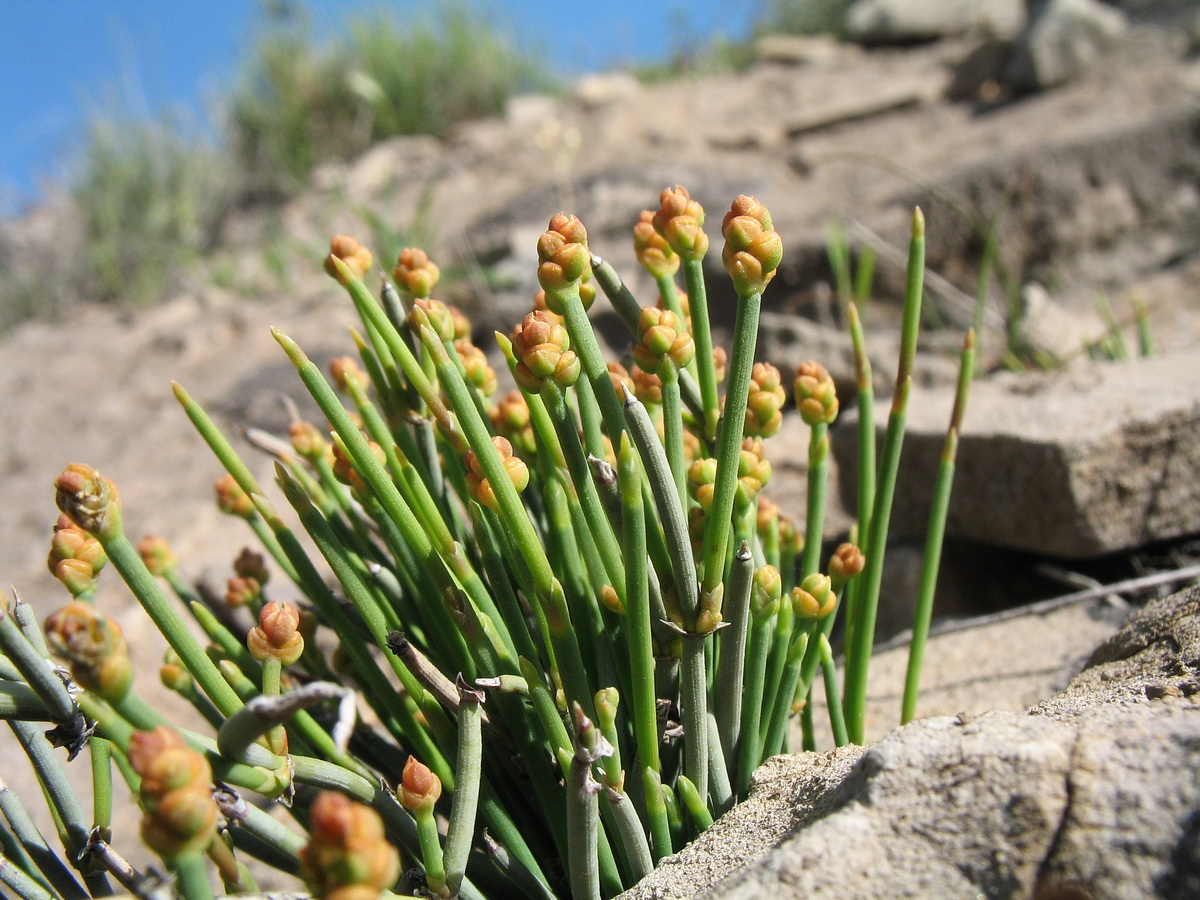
[98,529,243,718]
[800,425,829,579]
[820,635,848,747]
[681,259,718,439]
[901,329,974,724]
[171,851,213,900]
[843,207,924,745]
[715,542,754,777]
[443,684,484,898]
[699,288,761,596]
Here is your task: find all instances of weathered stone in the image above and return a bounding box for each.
[832,350,1200,558]
[619,587,1200,900]
[846,0,1027,43]
[1006,0,1128,91]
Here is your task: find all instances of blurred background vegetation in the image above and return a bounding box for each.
[0,0,851,333]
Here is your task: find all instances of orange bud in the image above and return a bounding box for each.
[136,534,175,578]
[214,474,254,519]
[633,209,680,278]
[829,542,865,581]
[398,756,442,812]
[301,791,401,900]
[129,726,218,859]
[289,420,329,460]
[54,464,121,540]
[45,601,133,701]
[224,576,261,609]
[392,247,439,298]
[248,601,304,665]
[325,235,373,283]
[653,186,708,262]
[537,214,591,300]
[233,548,269,585]
[794,361,839,426]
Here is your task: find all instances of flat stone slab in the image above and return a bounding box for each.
[832,349,1200,558]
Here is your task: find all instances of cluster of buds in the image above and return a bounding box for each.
[607,361,635,398]
[537,214,592,310]
[744,362,786,438]
[329,356,367,394]
[454,339,497,396]
[653,186,708,261]
[325,235,373,284]
[411,298,457,342]
[128,726,219,859]
[214,474,255,519]
[289,420,331,463]
[489,390,536,458]
[736,437,772,506]
[331,436,386,497]
[721,195,783,296]
[633,209,679,278]
[393,247,440,298]
[48,514,107,597]
[301,791,401,900]
[633,307,695,375]
[688,458,718,512]
[751,564,783,619]
[137,534,177,579]
[226,548,269,609]
[247,600,304,666]
[510,310,580,393]
[791,573,837,621]
[828,542,866,587]
[630,365,662,405]
[160,649,191,695]
[45,601,133,702]
[794,362,839,426]
[54,463,121,541]
[464,436,529,511]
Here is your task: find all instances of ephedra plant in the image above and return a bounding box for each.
[1,187,973,900]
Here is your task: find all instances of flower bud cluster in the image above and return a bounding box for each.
[607,361,635,399]
[128,726,219,859]
[653,186,709,262]
[721,195,783,296]
[791,573,837,620]
[751,565,782,618]
[744,362,786,438]
[829,542,866,583]
[736,437,772,506]
[289,420,330,462]
[489,390,536,458]
[510,311,580,392]
[55,464,121,540]
[137,534,176,578]
[301,791,401,900]
[325,235,373,283]
[633,307,695,375]
[454,339,497,397]
[630,365,662,405]
[45,601,133,702]
[214,474,255,519]
[411,298,456,343]
[794,361,839,426]
[633,209,679,278]
[332,437,387,497]
[48,514,107,597]
[329,356,367,393]
[248,600,304,665]
[537,214,591,306]
[392,247,440,298]
[464,436,529,511]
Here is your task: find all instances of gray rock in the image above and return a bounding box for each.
[620,587,1200,900]
[831,350,1200,558]
[1007,0,1128,90]
[846,0,1027,43]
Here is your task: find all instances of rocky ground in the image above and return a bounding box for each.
[3,0,1200,895]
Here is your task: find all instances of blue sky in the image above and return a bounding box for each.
[0,1,759,214]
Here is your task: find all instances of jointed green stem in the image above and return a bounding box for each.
[843,208,925,744]
[681,259,719,439]
[444,685,484,898]
[902,329,974,724]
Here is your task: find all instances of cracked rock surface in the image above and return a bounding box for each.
[619,587,1200,899]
